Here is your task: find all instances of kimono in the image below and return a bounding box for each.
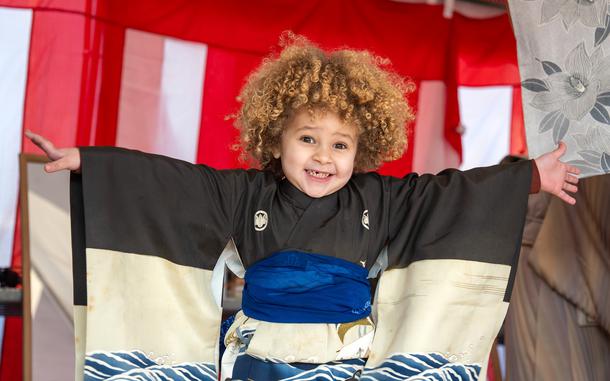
[505,174,610,381]
[69,147,532,381]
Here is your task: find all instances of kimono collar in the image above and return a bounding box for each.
[279,178,340,210]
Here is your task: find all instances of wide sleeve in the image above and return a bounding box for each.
[364,160,533,378]
[73,146,253,268]
[387,159,532,272]
[69,146,260,380]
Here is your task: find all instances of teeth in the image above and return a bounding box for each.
[306,169,331,178]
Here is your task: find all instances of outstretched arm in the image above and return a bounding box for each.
[534,141,580,205]
[25,130,81,172]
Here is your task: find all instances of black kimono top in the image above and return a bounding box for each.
[69,147,532,380]
[73,147,531,280]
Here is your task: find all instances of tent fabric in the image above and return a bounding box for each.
[0,1,525,379]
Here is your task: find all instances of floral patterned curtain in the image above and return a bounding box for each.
[509,0,610,177]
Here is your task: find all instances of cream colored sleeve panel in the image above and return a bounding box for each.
[73,305,87,381]
[84,248,221,364]
[369,259,510,369]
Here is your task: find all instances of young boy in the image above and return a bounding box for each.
[27,36,578,381]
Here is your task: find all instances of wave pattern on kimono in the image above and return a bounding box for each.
[84,351,216,381]
[69,147,532,380]
[229,354,481,381]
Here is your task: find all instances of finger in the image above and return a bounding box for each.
[553,141,567,158]
[563,183,578,193]
[565,164,580,175]
[566,174,579,184]
[25,130,45,147]
[25,131,63,160]
[558,190,576,205]
[44,157,72,173]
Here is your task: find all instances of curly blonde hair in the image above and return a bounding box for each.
[235,33,414,176]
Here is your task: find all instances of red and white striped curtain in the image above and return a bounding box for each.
[0,1,524,379]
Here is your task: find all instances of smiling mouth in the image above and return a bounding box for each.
[305,169,333,179]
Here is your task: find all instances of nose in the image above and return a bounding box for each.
[313,145,332,164]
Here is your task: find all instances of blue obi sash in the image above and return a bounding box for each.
[242,251,371,323]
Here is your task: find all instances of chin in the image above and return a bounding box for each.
[302,183,342,198]
[300,172,344,197]
[304,189,330,198]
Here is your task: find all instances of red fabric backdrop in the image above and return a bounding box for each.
[0,1,522,379]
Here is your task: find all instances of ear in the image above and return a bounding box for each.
[272,146,281,159]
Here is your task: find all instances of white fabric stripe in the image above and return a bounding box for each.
[0,4,32,357]
[116,29,164,155]
[116,29,206,162]
[412,81,460,175]
[458,86,512,170]
[156,37,206,161]
[0,6,32,265]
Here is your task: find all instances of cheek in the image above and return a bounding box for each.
[279,147,306,177]
[283,148,305,167]
[338,154,356,178]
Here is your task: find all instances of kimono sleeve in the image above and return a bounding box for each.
[365,160,532,376]
[387,159,532,274]
[69,146,256,380]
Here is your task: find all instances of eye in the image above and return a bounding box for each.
[334,142,348,150]
[300,136,315,144]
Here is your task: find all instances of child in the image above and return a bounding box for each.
[27,35,578,381]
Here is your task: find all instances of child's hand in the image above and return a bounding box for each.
[25,130,81,173]
[534,141,580,205]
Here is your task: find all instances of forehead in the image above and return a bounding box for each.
[286,108,358,139]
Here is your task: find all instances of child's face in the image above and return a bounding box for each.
[275,109,358,198]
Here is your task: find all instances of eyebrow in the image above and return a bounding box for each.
[297,126,356,143]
